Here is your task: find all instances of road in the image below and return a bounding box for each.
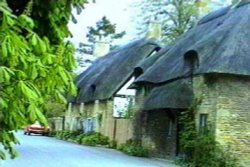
[2,132,178,167]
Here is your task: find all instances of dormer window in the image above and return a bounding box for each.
[184,50,199,77]
[148,47,161,57]
[134,67,143,79]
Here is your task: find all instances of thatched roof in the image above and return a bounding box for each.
[75,39,160,103]
[135,46,171,76]
[142,79,193,111]
[136,2,250,84]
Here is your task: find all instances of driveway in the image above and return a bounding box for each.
[2,132,178,167]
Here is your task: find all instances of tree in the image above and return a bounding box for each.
[133,0,213,44]
[0,0,87,159]
[75,16,125,72]
[44,100,66,118]
[77,16,125,55]
[86,16,126,43]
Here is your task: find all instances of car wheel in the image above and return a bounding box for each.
[24,132,27,135]
[28,132,31,135]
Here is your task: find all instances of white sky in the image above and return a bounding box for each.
[68,0,138,47]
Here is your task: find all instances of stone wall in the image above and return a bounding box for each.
[114,118,133,145]
[193,75,250,166]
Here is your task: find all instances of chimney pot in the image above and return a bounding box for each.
[93,41,110,57]
[146,20,162,40]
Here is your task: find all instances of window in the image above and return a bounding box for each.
[86,118,95,133]
[199,114,208,134]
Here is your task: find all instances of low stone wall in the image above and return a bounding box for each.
[99,100,133,144]
[114,118,133,145]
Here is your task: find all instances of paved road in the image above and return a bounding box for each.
[2,132,178,167]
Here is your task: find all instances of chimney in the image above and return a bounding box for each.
[93,41,110,57]
[146,19,162,41]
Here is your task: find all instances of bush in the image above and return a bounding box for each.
[182,135,242,167]
[53,131,110,146]
[182,137,242,167]
[54,130,83,141]
[75,134,86,144]
[48,131,57,137]
[55,130,69,140]
[108,140,117,149]
[80,132,109,146]
[118,139,149,157]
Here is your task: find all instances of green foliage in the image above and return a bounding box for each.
[118,139,149,157]
[55,130,83,141]
[54,131,110,147]
[115,97,135,118]
[53,131,149,157]
[75,133,86,143]
[190,135,242,167]
[108,140,117,149]
[80,132,109,146]
[48,130,57,137]
[86,16,126,43]
[0,0,87,159]
[179,99,242,167]
[123,97,134,118]
[179,102,198,156]
[44,100,66,118]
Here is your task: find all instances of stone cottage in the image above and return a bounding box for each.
[66,38,161,144]
[133,1,250,165]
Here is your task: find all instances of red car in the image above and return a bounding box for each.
[24,122,50,136]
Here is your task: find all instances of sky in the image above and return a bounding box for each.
[68,0,138,47]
